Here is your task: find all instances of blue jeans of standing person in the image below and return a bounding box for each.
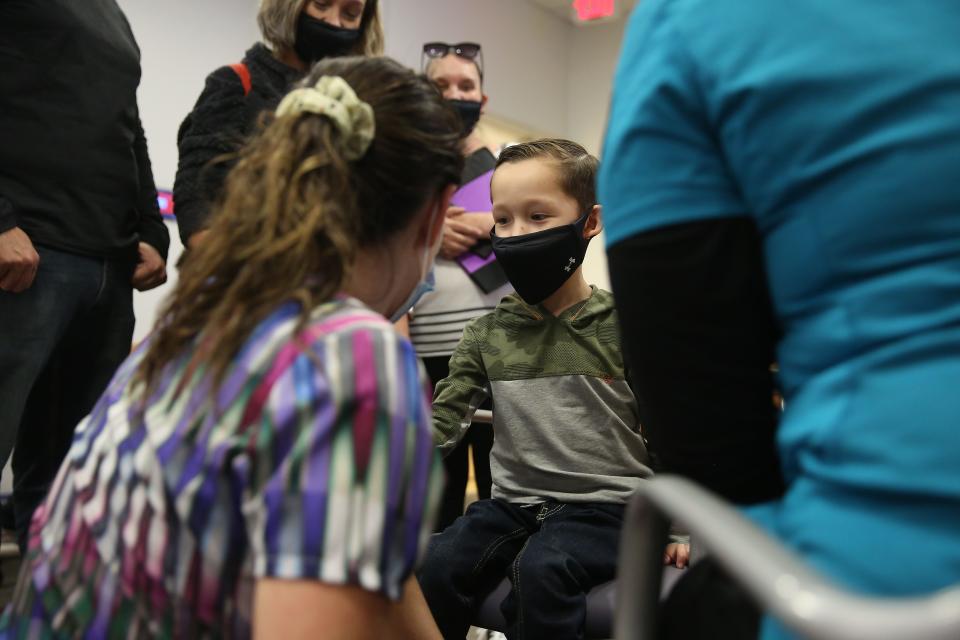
[0,245,135,549]
[417,498,625,640]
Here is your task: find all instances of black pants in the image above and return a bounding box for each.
[608,227,772,638]
[422,355,493,532]
[0,245,135,549]
[660,558,761,639]
[418,499,624,640]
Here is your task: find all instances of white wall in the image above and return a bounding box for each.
[124,0,262,188]
[567,20,627,155]
[121,0,260,341]
[121,0,627,337]
[566,19,628,290]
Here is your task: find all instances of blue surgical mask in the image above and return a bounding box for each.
[389,268,435,323]
[388,213,441,322]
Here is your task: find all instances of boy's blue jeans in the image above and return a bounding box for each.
[418,497,624,639]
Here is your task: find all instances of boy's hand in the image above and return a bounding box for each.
[663,543,690,569]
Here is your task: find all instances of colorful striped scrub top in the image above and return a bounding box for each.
[0,297,442,638]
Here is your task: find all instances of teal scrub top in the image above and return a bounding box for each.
[600,1,960,636]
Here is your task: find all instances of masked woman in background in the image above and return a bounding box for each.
[174,0,382,251]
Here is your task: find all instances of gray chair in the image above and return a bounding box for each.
[616,475,960,640]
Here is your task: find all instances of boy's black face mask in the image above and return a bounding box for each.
[294,14,361,64]
[491,212,593,305]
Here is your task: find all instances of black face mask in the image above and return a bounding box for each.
[294,14,361,64]
[448,99,483,137]
[491,212,593,305]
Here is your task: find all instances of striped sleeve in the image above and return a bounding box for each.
[243,321,443,600]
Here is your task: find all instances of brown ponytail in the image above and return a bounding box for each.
[136,56,462,393]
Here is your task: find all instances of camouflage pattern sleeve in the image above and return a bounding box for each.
[432,319,491,454]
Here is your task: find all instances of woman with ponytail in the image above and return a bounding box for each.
[1,56,462,639]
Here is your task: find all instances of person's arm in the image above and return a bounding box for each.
[173,66,248,247]
[600,0,784,505]
[254,577,440,640]
[432,321,490,453]
[609,223,784,504]
[132,113,169,261]
[394,314,411,338]
[245,325,440,633]
[0,195,17,236]
[131,113,169,291]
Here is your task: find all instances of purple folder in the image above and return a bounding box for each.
[451,169,494,211]
[450,170,506,290]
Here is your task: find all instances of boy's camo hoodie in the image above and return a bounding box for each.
[433,287,653,504]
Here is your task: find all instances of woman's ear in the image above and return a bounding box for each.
[584,204,604,240]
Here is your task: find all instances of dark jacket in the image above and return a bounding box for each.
[173,43,303,245]
[0,0,169,260]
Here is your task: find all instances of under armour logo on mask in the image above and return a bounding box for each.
[564,257,577,272]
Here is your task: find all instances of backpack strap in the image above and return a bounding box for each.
[229,62,252,97]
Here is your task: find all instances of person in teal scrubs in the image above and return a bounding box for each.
[600,1,960,637]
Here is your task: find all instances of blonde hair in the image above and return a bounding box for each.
[257,0,384,56]
[136,57,462,394]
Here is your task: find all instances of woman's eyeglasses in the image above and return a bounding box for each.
[421,42,484,76]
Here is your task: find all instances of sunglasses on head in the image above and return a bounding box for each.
[422,42,481,60]
[421,42,484,76]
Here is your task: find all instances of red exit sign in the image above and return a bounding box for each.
[573,0,615,21]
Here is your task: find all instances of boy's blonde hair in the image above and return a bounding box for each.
[495,139,599,212]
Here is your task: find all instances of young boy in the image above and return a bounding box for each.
[418,139,688,639]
